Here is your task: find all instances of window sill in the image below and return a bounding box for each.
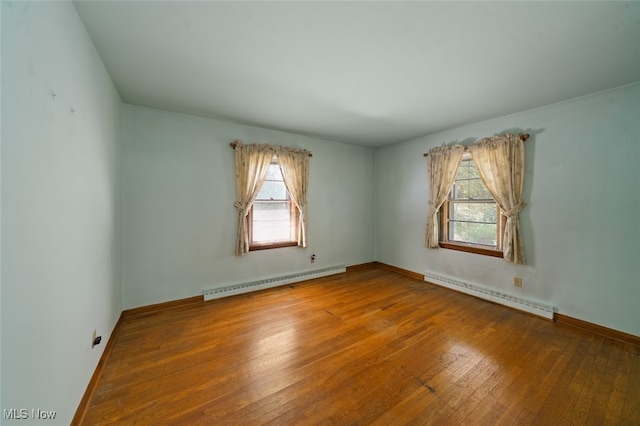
[438,242,504,258]
[249,241,298,252]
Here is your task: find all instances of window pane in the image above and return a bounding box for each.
[253,201,290,219]
[252,201,292,242]
[265,163,282,180]
[453,178,492,200]
[449,222,497,246]
[452,202,497,223]
[257,180,288,200]
[441,155,500,251]
[456,159,480,179]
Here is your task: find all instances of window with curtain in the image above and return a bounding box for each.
[249,156,298,250]
[233,140,310,256]
[426,133,527,264]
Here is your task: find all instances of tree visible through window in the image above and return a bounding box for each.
[440,154,504,256]
[249,158,298,250]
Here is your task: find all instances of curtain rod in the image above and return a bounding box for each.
[423,133,529,157]
[229,140,313,157]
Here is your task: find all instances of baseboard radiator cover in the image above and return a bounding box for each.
[204,264,347,301]
[424,271,554,319]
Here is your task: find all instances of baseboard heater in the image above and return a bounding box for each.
[424,270,554,319]
[203,264,347,301]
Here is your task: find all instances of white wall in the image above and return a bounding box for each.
[0,0,4,413]
[376,82,640,336]
[122,105,375,309]
[1,2,122,424]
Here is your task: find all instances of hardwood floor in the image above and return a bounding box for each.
[81,268,640,425]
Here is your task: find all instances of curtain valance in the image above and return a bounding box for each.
[230,139,312,157]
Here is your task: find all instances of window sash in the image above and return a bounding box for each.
[248,160,298,250]
[439,156,504,256]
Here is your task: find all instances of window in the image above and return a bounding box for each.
[439,154,505,257]
[248,157,298,251]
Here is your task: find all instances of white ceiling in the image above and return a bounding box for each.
[73,1,640,148]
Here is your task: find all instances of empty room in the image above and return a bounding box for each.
[2,1,639,424]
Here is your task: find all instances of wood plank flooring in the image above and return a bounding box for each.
[81,268,640,425]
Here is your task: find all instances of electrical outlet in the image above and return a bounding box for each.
[310,253,316,264]
[514,277,523,288]
[92,329,97,348]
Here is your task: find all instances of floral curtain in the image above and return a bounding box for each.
[233,141,274,256]
[276,146,311,247]
[468,134,526,264]
[425,144,465,248]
